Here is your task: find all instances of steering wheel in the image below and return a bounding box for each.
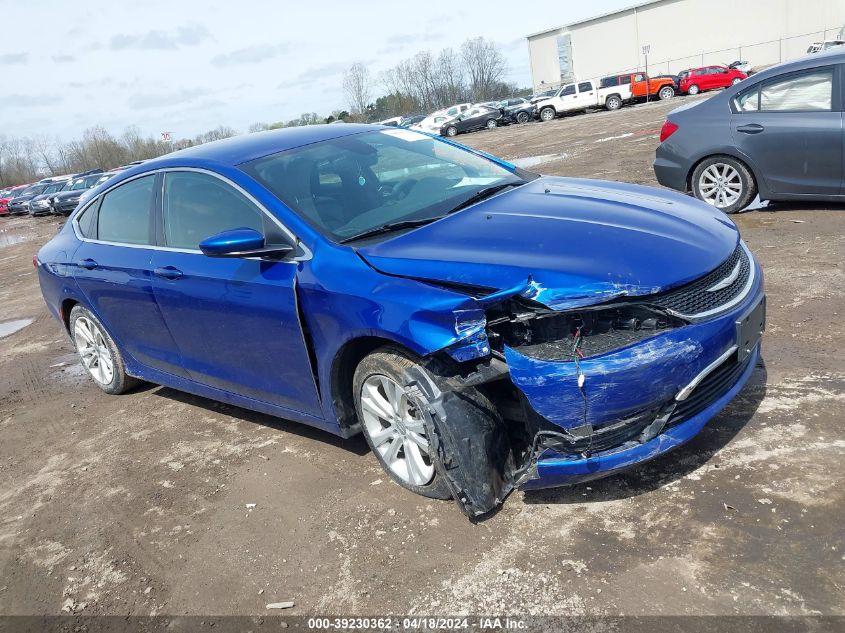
[385,179,417,202]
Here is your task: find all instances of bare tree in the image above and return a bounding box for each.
[460,37,507,102]
[343,62,372,118]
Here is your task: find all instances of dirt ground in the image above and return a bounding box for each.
[1,96,844,620]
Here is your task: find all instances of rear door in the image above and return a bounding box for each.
[731,65,842,196]
[72,173,186,376]
[149,169,322,417]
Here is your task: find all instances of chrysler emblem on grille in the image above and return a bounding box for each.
[706,261,741,292]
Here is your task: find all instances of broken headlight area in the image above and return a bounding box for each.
[486,301,687,360]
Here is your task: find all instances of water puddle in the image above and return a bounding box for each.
[510,153,569,169]
[0,318,33,338]
[0,229,28,248]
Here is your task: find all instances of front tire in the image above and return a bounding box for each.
[691,155,757,214]
[687,84,700,95]
[486,118,497,130]
[658,85,675,100]
[539,106,556,122]
[444,126,457,137]
[354,348,452,500]
[69,305,140,394]
[516,111,529,124]
[731,77,742,85]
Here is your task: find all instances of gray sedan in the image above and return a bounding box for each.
[654,49,844,213]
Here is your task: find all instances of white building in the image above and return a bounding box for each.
[526,0,845,92]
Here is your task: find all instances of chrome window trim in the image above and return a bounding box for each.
[666,241,756,321]
[71,167,312,262]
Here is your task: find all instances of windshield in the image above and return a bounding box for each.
[69,174,103,190]
[44,182,66,194]
[242,129,525,242]
[21,184,48,196]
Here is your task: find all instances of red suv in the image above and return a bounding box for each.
[680,66,746,95]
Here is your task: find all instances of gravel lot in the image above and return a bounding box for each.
[1,97,844,619]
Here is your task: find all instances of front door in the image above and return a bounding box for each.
[72,174,186,376]
[149,170,322,417]
[731,65,842,195]
[575,81,596,109]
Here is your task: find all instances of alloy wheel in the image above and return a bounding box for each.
[486,119,497,129]
[74,316,114,385]
[698,163,743,209]
[688,85,700,95]
[659,86,674,100]
[360,374,435,486]
[540,108,555,121]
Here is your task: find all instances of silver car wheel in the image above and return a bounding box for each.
[698,163,743,209]
[540,107,555,121]
[688,85,700,95]
[360,374,435,487]
[74,316,115,385]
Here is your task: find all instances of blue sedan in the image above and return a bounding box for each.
[36,124,765,517]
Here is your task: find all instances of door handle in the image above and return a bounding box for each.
[737,123,764,134]
[154,266,183,280]
[76,258,98,270]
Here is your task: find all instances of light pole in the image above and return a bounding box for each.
[642,44,651,103]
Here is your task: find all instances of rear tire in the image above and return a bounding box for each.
[687,84,700,95]
[658,85,675,100]
[605,95,622,111]
[354,348,453,500]
[486,118,497,129]
[539,106,556,122]
[69,305,140,395]
[691,155,757,214]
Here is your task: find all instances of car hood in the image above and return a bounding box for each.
[356,177,739,310]
[30,193,56,202]
[10,194,37,203]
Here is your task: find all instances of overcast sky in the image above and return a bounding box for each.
[1,0,631,142]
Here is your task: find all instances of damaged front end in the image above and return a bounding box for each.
[398,242,763,518]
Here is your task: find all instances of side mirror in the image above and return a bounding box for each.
[199,228,294,259]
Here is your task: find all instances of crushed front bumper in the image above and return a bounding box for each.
[521,342,759,489]
[508,260,764,490]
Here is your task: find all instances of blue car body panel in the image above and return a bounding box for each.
[35,125,764,510]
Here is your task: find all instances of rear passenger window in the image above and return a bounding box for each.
[600,76,618,88]
[578,82,593,92]
[759,68,833,112]
[76,202,99,239]
[620,75,632,84]
[162,171,266,249]
[97,175,155,245]
[734,87,760,112]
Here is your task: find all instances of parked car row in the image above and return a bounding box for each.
[0,163,138,219]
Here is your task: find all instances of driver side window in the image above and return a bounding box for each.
[162,171,267,250]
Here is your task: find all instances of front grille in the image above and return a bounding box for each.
[650,243,751,319]
[667,350,753,427]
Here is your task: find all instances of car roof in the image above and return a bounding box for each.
[739,47,845,83]
[142,124,384,170]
